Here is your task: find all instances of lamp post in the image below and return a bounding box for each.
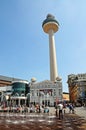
[6,95,9,112]
[6,95,9,106]
[26,93,30,107]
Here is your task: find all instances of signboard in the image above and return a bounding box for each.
[39,89,52,96]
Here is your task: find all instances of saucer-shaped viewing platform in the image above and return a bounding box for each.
[42,14,59,33]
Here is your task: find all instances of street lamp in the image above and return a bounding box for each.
[26,93,30,106]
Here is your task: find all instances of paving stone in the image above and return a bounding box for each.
[63,122,71,127]
[0,112,86,130]
[63,127,74,130]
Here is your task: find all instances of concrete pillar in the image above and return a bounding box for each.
[49,29,58,81]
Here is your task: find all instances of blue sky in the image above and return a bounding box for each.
[0,0,86,92]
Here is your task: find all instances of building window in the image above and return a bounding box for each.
[59,89,62,95]
[31,90,34,96]
[53,89,56,96]
[37,90,39,96]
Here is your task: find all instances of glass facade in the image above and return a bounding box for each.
[11,81,30,106]
[12,81,29,97]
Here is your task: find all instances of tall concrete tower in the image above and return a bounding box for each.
[42,14,60,81]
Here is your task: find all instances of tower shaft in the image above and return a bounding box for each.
[49,30,58,81]
[42,14,60,81]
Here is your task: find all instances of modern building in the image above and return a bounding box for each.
[0,75,12,87]
[67,73,86,104]
[0,75,29,106]
[0,75,27,87]
[11,81,30,106]
[0,75,63,107]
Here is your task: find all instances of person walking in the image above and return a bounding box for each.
[55,105,58,116]
[63,103,67,114]
[57,103,63,119]
[68,103,75,114]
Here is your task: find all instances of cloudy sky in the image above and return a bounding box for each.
[0,0,86,92]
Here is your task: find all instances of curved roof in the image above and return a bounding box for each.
[42,14,59,27]
[12,80,28,84]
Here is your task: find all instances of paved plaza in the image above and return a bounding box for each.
[74,107,86,120]
[0,107,86,130]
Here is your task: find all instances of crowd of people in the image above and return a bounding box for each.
[0,103,50,114]
[0,101,76,120]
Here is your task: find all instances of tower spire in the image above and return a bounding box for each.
[42,14,60,81]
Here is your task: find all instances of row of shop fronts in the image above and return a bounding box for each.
[0,76,63,107]
[1,73,86,107]
[2,73,86,107]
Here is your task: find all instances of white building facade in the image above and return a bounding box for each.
[29,80,62,106]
